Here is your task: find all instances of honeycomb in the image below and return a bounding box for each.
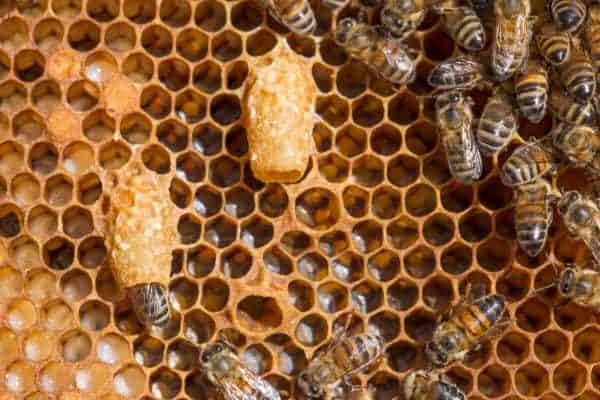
[0,0,598,399]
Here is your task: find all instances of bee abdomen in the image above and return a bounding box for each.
[562,61,596,103]
[444,135,483,183]
[322,0,349,11]
[515,76,548,123]
[275,0,316,35]
[501,145,552,187]
[434,381,467,400]
[446,8,486,51]
[516,205,550,256]
[128,283,171,327]
[538,32,570,65]
[589,28,600,69]
[557,102,596,125]
[476,104,516,155]
[460,294,505,336]
[352,332,385,367]
[374,42,416,84]
[550,0,586,33]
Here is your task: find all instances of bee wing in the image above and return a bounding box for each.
[437,56,482,75]
[214,366,280,400]
[239,365,282,400]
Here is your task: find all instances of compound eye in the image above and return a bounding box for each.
[201,351,211,363]
[214,343,223,353]
[573,207,591,224]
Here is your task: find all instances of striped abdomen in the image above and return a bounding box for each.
[500,143,554,187]
[537,28,570,65]
[428,57,483,89]
[442,126,483,183]
[588,7,600,70]
[433,381,467,400]
[322,0,349,11]
[368,40,416,84]
[515,180,552,257]
[515,62,548,123]
[128,283,170,327]
[476,95,517,155]
[443,7,486,51]
[555,100,596,125]
[457,294,505,339]
[271,0,316,35]
[552,123,600,166]
[560,55,596,104]
[329,332,384,379]
[550,0,586,33]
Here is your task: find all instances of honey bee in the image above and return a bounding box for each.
[537,22,571,66]
[549,0,587,33]
[440,6,486,51]
[335,18,416,85]
[558,49,596,104]
[515,178,555,257]
[558,191,600,264]
[492,0,532,81]
[297,328,384,398]
[500,141,557,187]
[200,340,282,400]
[588,5,600,70]
[426,285,508,367]
[553,266,600,310]
[435,91,482,183]
[403,370,466,400]
[551,122,600,167]
[262,0,316,35]
[476,88,518,155]
[380,6,426,40]
[128,283,170,327]
[427,56,486,90]
[514,59,548,123]
[550,89,597,126]
[322,0,349,11]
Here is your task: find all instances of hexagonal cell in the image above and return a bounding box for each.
[386,340,418,372]
[459,208,492,243]
[296,188,340,230]
[370,186,401,220]
[34,18,64,52]
[77,172,103,205]
[351,280,383,313]
[105,22,136,52]
[28,142,57,176]
[175,29,208,62]
[352,220,383,254]
[231,0,262,31]
[5,360,36,393]
[150,367,182,399]
[201,278,229,312]
[220,245,252,279]
[175,90,207,124]
[264,246,293,275]
[332,250,364,283]
[317,281,348,313]
[554,302,591,331]
[441,183,473,213]
[183,309,215,344]
[479,175,513,211]
[44,236,75,271]
[516,297,551,332]
[343,185,369,218]
[113,364,146,397]
[288,280,314,312]
[158,58,190,91]
[404,245,436,279]
[352,155,384,187]
[141,85,172,120]
[40,299,73,331]
[317,94,349,127]
[404,309,436,341]
[62,206,93,239]
[0,17,29,52]
[97,333,129,365]
[99,140,132,170]
[236,295,282,332]
[423,213,454,246]
[0,81,27,114]
[553,360,586,396]
[192,186,221,218]
[12,109,45,143]
[476,236,511,272]
[10,236,41,271]
[225,186,255,218]
[60,329,92,362]
[0,266,23,302]
[352,94,384,127]
[497,331,530,365]
[370,124,402,156]
[336,125,367,158]
[167,339,198,371]
[336,61,368,98]
[177,213,202,244]
[84,109,115,142]
[421,276,453,311]
[9,174,40,207]
[295,314,328,346]
[60,269,91,301]
[298,251,328,281]
[187,245,216,278]
[63,142,94,175]
[83,51,118,85]
[141,24,173,57]
[318,230,349,257]
[14,49,45,83]
[573,327,600,363]
[241,216,274,248]
[156,119,189,153]
[441,243,472,275]
[423,149,453,185]
[387,216,419,250]
[478,364,511,398]
[367,249,400,283]
[167,277,198,313]
[79,300,110,331]
[66,80,100,112]
[193,61,222,93]
[38,361,74,393]
[159,0,191,26]
[318,153,350,182]
[247,29,278,56]
[209,155,241,188]
[212,30,243,61]
[388,154,419,188]
[122,52,154,83]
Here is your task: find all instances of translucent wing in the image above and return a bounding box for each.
[216,365,281,400]
[435,56,482,76]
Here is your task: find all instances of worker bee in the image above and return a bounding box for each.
[537,22,571,66]
[380,6,426,40]
[476,88,517,155]
[261,0,316,35]
[558,191,600,264]
[335,18,416,85]
[552,266,600,311]
[500,141,557,187]
[435,90,483,183]
[514,59,548,123]
[426,285,508,367]
[200,340,282,400]
[558,49,596,104]
[427,56,486,90]
[587,5,600,70]
[440,6,486,51]
[403,370,466,400]
[128,283,170,327]
[297,328,384,398]
[552,122,600,167]
[321,0,349,11]
[549,0,586,33]
[550,89,597,126]
[492,0,532,81]
[515,178,555,257]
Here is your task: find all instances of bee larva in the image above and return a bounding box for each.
[244,44,316,183]
[435,90,483,183]
[426,285,507,367]
[514,59,549,123]
[559,50,596,104]
[380,6,426,40]
[492,0,532,81]
[551,122,600,167]
[515,178,555,257]
[476,89,518,155]
[404,370,466,400]
[549,0,587,33]
[551,266,600,311]
[427,56,486,90]
[537,22,571,66]
[335,18,417,85]
[587,5,600,70]
[550,89,597,125]
[558,191,600,264]
[261,0,316,35]
[103,164,177,327]
[500,142,556,187]
[297,330,384,398]
[440,6,486,52]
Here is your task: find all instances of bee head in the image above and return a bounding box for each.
[558,268,576,296]
[558,191,581,215]
[335,18,356,46]
[200,340,235,368]
[425,341,448,367]
[297,370,325,398]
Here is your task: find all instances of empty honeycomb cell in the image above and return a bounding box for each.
[10,236,41,271]
[193,123,223,156]
[98,140,132,169]
[553,360,586,396]
[77,173,102,205]
[336,125,367,158]
[60,329,92,362]
[406,184,437,217]
[287,33,316,57]
[352,220,383,254]
[30,143,59,176]
[352,95,384,127]
[62,206,93,239]
[140,85,172,120]
[140,24,173,57]
[0,141,25,175]
[201,278,229,312]
[370,125,402,157]
[212,30,243,62]
[113,364,146,397]
[404,308,436,341]
[554,302,590,331]
[220,245,252,278]
[225,186,253,217]
[336,62,368,98]
[241,216,273,248]
[297,251,328,282]
[167,339,198,371]
[5,360,36,393]
[264,246,293,275]
[133,335,165,367]
[441,183,473,213]
[368,311,400,343]
[12,110,45,143]
[167,277,198,312]
[352,155,384,187]
[423,276,454,310]
[318,38,347,66]
[497,268,530,301]
[40,299,73,331]
[209,155,241,188]
[343,185,369,218]
[236,295,282,332]
[517,297,551,332]
[351,280,383,313]
[39,361,74,393]
[187,245,215,278]
[423,150,452,185]
[122,53,154,84]
[211,94,242,127]
[44,236,75,271]
[386,216,419,250]
[404,245,436,279]
[371,186,402,220]
[0,81,28,114]
[6,298,36,332]
[477,237,512,272]
[67,80,100,112]
[386,340,418,372]
[277,342,308,375]
[158,58,190,92]
[67,20,101,51]
[423,213,454,246]
[97,333,130,365]
[332,251,364,283]
[317,281,348,313]
[313,123,333,153]
[0,17,29,52]
[14,50,45,83]
[388,90,420,126]
[32,80,63,114]
[192,61,222,95]
[62,142,94,174]
[296,188,340,230]
[85,0,118,21]
[288,280,314,312]
[0,207,21,238]
[231,0,262,31]
[24,268,56,302]
[192,186,221,218]
[497,331,530,364]
[478,175,513,211]
[241,344,272,376]
[247,29,278,56]
[459,208,492,243]
[104,22,136,53]
[367,249,400,282]
[574,328,600,363]
[406,121,438,156]
[514,362,549,397]
[553,234,588,265]
[478,364,511,397]
[171,180,192,210]
[159,0,191,27]
[150,367,181,398]
[83,109,115,142]
[195,0,226,32]
[317,95,349,127]
[177,213,202,244]
[312,63,334,93]
[10,173,40,206]
[256,184,286,218]
[0,266,23,301]
[60,269,91,302]
[295,314,328,346]
[34,18,65,53]
[79,300,110,331]
[318,153,350,182]
[319,230,349,257]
